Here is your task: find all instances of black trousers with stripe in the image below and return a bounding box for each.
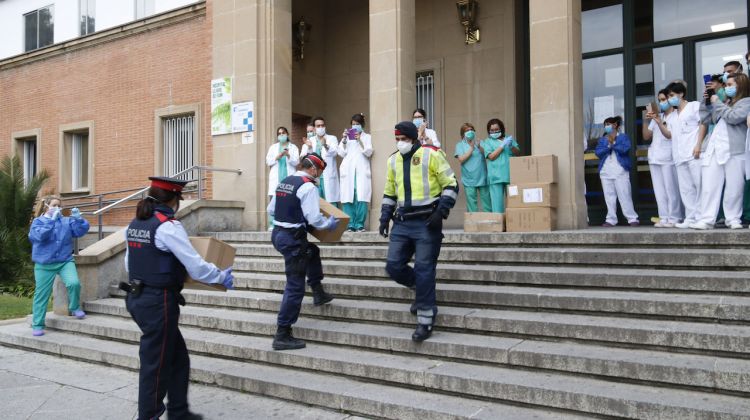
[126,287,190,420]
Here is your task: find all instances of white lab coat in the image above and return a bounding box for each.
[337,132,373,203]
[266,142,300,196]
[301,134,340,202]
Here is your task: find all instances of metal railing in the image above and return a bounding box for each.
[62,165,242,250]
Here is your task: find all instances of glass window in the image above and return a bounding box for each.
[135,0,155,19]
[80,0,95,36]
[582,4,623,53]
[38,7,54,48]
[24,12,37,51]
[23,6,54,52]
[695,35,748,93]
[654,0,747,42]
[583,54,625,146]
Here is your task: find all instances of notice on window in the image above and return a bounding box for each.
[593,95,614,124]
[241,132,254,145]
[211,77,232,135]
[522,187,544,204]
[232,101,254,133]
[508,185,519,196]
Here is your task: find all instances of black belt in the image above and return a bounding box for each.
[395,204,437,221]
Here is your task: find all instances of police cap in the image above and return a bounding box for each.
[148,176,189,193]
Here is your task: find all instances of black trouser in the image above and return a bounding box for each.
[126,287,190,420]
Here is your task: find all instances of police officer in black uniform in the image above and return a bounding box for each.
[124,176,234,420]
[267,153,339,350]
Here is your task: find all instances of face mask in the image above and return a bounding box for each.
[659,101,670,112]
[397,140,413,155]
[307,131,315,138]
[668,96,680,107]
[725,85,737,98]
[490,132,502,139]
[722,72,730,83]
[717,87,727,102]
[351,124,362,133]
[464,130,475,141]
[278,134,288,143]
[315,127,326,136]
[604,125,613,134]
[413,117,424,127]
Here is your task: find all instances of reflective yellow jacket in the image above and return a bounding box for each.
[383,145,458,209]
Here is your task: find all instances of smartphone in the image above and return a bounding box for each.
[703,74,712,85]
[646,103,653,113]
[347,128,357,140]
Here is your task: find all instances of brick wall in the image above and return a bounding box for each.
[0,8,211,226]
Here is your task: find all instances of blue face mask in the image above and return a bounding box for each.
[465,130,475,140]
[668,96,680,107]
[604,125,613,134]
[307,131,315,138]
[722,72,730,83]
[351,124,362,133]
[278,134,288,143]
[725,85,737,98]
[490,132,502,139]
[658,101,670,112]
[413,117,424,127]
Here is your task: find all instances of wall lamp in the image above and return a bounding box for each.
[293,17,311,61]
[456,0,480,44]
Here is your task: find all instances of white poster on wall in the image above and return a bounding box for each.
[593,95,615,124]
[211,77,232,135]
[232,101,254,133]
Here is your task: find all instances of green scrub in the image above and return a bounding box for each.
[342,175,368,230]
[32,260,81,330]
[454,140,490,212]
[482,136,519,213]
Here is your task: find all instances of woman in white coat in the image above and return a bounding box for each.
[338,113,373,231]
[266,126,300,228]
[301,116,340,205]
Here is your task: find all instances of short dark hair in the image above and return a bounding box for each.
[486,118,505,135]
[412,108,427,118]
[603,115,623,127]
[351,113,366,128]
[310,116,325,126]
[276,126,288,135]
[657,88,669,98]
[666,82,686,96]
[725,60,743,72]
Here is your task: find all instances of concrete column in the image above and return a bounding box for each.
[211,0,292,229]
[529,0,587,229]
[367,0,416,229]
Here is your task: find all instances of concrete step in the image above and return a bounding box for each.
[0,323,579,420]
[233,258,750,293]
[221,273,750,322]
[209,228,750,248]
[41,312,750,394]
[231,244,750,269]
[89,296,750,355]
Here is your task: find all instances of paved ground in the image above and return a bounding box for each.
[0,320,363,420]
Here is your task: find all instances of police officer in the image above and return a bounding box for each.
[124,176,235,420]
[267,153,339,350]
[379,121,458,342]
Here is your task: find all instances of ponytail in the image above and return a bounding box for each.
[135,187,179,220]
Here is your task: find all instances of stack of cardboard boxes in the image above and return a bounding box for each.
[505,155,558,232]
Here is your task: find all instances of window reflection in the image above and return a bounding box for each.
[583,54,625,149]
[582,3,623,53]
[695,35,748,92]
[654,0,747,41]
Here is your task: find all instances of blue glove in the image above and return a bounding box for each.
[502,137,512,148]
[71,208,81,219]
[52,207,62,220]
[326,215,339,231]
[221,268,235,289]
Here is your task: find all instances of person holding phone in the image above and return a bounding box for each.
[338,113,373,232]
[413,108,441,148]
[481,118,520,213]
[266,126,300,229]
[595,116,639,226]
[692,73,750,230]
[643,89,682,227]
[301,116,340,205]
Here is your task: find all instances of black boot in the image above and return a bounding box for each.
[412,324,433,342]
[410,301,418,315]
[311,283,334,306]
[272,326,306,350]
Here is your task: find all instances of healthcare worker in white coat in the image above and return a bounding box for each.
[667,81,707,228]
[413,108,441,148]
[643,88,682,227]
[338,113,373,231]
[301,116,340,205]
[266,126,300,229]
[693,73,750,230]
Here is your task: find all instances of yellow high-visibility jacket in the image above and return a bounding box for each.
[383,145,458,209]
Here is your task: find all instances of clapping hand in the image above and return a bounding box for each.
[71,208,82,219]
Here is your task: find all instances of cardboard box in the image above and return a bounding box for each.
[464,212,505,232]
[506,183,558,209]
[309,198,350,242]
[510,155,558,184]
[184,237,235,291]
[505,208,557,232]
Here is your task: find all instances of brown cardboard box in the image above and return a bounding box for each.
[506,183,558,209]
[184,237,235,291]
[464,212,505,232]
[505,208,557,232]
[309,198,350,242]
[510,155,558,184]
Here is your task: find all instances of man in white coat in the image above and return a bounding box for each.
[266,126,300,229]
[301,116,340,205]
[338,113,373,231]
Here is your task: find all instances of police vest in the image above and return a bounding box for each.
[274,175,314,225]
[126,208,186,288]
[384,145,458,208]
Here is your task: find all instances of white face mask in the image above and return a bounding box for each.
[397,140,413,155]
[315,127,326,137]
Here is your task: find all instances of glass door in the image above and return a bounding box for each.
[695,35,749,92]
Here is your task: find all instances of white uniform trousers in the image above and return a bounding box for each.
[601,174,639,224]
[697,154,745,225]
[675,160,702,223]
[649,163,682,224]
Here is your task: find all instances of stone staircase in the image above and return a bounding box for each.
[2,229,750,419]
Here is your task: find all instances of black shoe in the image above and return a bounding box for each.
[272,326,306,350]
[311,284,334,306]
[169,412,203,420]
[412,324,433,342]
[410,301,418,315]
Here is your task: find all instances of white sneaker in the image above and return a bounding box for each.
[675,221,692,229]
[729,222,743,230]
[654,222,666,228]
[662,222,675,228]
[688,222,712,230]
